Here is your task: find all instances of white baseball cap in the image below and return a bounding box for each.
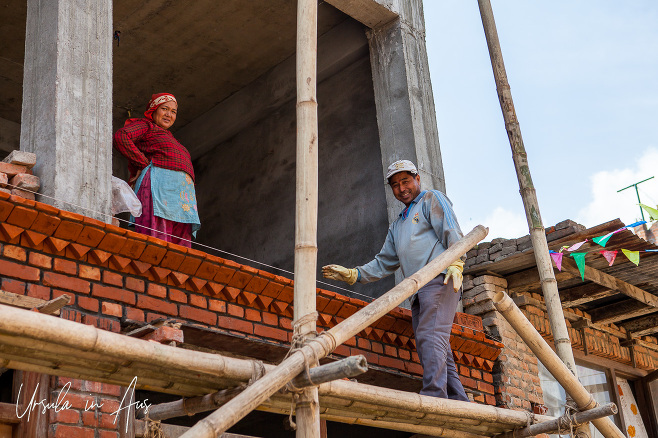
[386,160,418,180]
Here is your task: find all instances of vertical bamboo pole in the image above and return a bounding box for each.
[294,0,321,437]
[476,2,590,436]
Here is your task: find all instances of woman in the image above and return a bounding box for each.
[113,93,200,247]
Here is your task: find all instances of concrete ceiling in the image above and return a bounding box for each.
[0,0,347,133]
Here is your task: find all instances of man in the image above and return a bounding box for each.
[322,160,469,401]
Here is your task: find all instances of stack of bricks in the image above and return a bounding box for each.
[462,275,545,412]
[464,220,585,270]
[0,150,39,201]
[0,192,505,414]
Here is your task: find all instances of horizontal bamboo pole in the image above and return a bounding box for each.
[180,225,489,438]
[142,356,367,421]
[493,292,625,438]
[501,403,618,438]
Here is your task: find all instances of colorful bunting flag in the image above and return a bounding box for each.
[566,240,587,252]
[571,253,587,281]
[625,221,647,229]
[550,252,563,271]
[621,249,640,266]
[600,250,618,266]
[639,204,658,221]
[592,232,614,247]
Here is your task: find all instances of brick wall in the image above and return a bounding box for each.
[0,191,505,434]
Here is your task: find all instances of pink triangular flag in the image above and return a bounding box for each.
[566,240,587,252]
[550,252,563,271]
[599,250,617,266]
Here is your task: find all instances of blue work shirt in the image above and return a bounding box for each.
[356,190,463,295]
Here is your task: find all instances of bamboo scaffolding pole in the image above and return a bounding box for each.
[500,403,618,438]
[179,225,488,438]
[493,292,625,438]
[294,0,320,435]
[476,2,591,437]
[141,356,367,421]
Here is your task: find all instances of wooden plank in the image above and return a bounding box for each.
[589,300,657,325]
[0,403,19,424]
[324,0,397,28]
[0,290,60,315]
[560,283,616,308]
[506,268,574,293]
[620,312,658,337]
[561,258,658,308]
[12,371,49,438]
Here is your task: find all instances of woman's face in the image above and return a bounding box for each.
[152,101,178,129]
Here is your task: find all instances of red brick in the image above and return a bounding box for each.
[179,305,217,325]
[221,286,241,302]
[99,318,121,333]
[6,205,38,228]
[97,233,127,254]
[92,284,136,305]
[169,271,189,287]
[125,307,144,322]
[147,283,167,298]
[131,260,152,275]
[227,304,244,318]
[0,259,39,281]
[254,324,287,342]
[204,282,224,296]
[3,245,26,261]
[54,258,77,275]
[245,308,261,322]
[100,383,122,397]
[78,296,99,312]
[139,244,167,265]
[88,249,111,265]
[0,199,14,221]
[43,272,90,294]
[228,271,252,289]
[0,162,27,176]
[189,294,207,308]
[187,277,207,292]
[477,381,495,394]
[22,230,46,248]
[82,314,98,326]
[460,376,477,389]
[52,408,81,424]
[384,345,398,357]
[208,298,226,313]
[244,276,269,294]
[79,265,101,281]
[159,250,186,270]
[357,338,371,350]
[30,212,61,236]
[99,431,118,438]
[2,278,25,295]
[236,291,257,306]
[260,281,284,298]
[277,286,294,303]
[27,283,50,300]
[125,277,145,292]
[379,356,405,370]
[136,295,177,316]
[118,237,147,259]
[262,312,278,326]
[149,266,170,281]
[102,302,122,317]
[54,220,84,241]
[371,342,384,354]
[216,315,253,334]
[101,270,123,287]
[195,261,218,280]
[142,326,184,343]
[336,303,358,319]
[169,288,188,304]
[76,225,105,247]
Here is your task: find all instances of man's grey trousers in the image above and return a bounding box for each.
[411,275,469,400]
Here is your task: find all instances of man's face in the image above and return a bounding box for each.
[389,172,421,206]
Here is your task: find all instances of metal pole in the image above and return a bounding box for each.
[476,2,590,436]
[617,176,654,221]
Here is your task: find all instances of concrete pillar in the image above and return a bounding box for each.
[20,0,113,221]
[368,0,445,225]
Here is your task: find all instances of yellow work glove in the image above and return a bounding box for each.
[322,264,358,285]
[444,259,464,292]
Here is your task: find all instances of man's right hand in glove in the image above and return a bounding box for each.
[322,264,358,285]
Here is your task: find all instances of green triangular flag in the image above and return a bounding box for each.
[639,203,658,221]
[592,232,614,248]
[571,253,586,281]
[621,249,640,266]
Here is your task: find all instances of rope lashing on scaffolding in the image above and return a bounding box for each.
[248,359,266,386]
[143,416,166,438]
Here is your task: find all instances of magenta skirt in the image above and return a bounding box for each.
[134,168,192,247]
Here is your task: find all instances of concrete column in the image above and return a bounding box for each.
[368,0,445,225]
[20,0,113,221]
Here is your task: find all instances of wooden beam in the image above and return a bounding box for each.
[561,258,658,308]
[0,290,62,315]
[589,300,657,325]
[506,268,573,293]
[620,312,658,337]
[35,294,70,315]
[560,283,615,308]
[325,0,398,28]
[0,402,19,424]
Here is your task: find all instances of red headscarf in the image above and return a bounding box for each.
[123,92,177,127]
[144,93,177,120]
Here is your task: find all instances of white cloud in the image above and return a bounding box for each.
[577,147,658,228]
[461,206,529,241]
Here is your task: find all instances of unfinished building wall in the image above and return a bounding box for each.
[193,53,395,300]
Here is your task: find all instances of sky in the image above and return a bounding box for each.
[423,1,658,240]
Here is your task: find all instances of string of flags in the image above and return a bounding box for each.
[549,204,658,281]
